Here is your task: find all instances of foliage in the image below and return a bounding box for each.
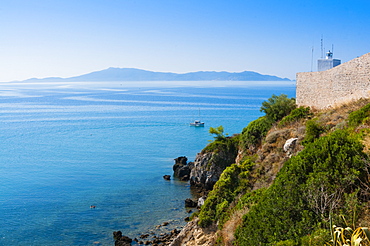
[235,130,368,245]
[348,103,370,128]
[209,125,227,141]
[239,94,296,150]
[240,116,272,149]
[327,225,370,246]
[275,239,298,246]
[234,187,266,211]
[278,106,312,127]
[260,94,296,122]
[203,134,239,153]
[198,158,255,228]
[300,228,331,246]
[303,119,326,145]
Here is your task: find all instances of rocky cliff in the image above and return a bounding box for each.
[189,142,238,191]
[169,98,370,246]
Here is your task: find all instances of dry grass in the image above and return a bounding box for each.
[361,133,370,154]
[218,208,249,246]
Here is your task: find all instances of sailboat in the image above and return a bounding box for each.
[190,109,205,127]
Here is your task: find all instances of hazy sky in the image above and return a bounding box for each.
[0,0,369,82]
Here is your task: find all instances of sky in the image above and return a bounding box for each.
[0,0,369,82]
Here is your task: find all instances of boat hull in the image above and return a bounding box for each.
[190,122,204,127]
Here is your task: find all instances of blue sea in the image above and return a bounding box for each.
[0,80,295,246]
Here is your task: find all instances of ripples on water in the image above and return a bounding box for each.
[0,80,295,245]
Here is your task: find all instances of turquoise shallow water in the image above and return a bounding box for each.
[0,80,295,245]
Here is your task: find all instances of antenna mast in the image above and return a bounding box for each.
[311,46,314,72]
[321,35,323,58]
[332,44,334,57]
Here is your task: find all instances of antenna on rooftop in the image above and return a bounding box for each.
[321,35,324,59]
[311,46,314,72]
[332,44,334,57]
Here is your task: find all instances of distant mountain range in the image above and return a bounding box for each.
[23,67,290,82]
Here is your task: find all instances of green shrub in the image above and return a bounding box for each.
[240,94,296,149]
[348,103,370,127]
[235,130,368,245]
[260,94,296,122]
[204,133,239,152]
[275,239,298,246]
[303,119,325,145]
[198,159,255,228]
[240,116,272,149]
[278,106,312,127]
[209,125,227,141]
[300,228,330,246]
[234,188,266,211]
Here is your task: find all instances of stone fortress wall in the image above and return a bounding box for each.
[296,52,370,109]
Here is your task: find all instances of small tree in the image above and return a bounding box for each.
[260,94,296,122]
[209,125,227,141]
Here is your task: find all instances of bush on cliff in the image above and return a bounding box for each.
[302,118,326,145]
[260,94,296,122]
[234,129,369,245]
[278,106,312,127]
[203,130,239,160]
[348,102,370,128]
[198,157,256,228]
[240,116,272,149]
[241,94,297,150]
[209,125,227,141]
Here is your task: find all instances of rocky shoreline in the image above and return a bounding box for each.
[113,227,181,246]
[113,154,218,246]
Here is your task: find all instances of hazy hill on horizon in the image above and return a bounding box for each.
[21,67,291,82]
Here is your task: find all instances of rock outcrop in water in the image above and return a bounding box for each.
[163,175,171,180]
[113,231,132,246]
[173,156,193,181]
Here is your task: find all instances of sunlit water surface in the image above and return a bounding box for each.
[0,80,295,245]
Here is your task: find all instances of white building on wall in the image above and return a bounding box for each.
[317,50,341,71]
[297,52,370,109]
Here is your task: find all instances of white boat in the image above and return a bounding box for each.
[190,109,204,126]
[190,120,205,127]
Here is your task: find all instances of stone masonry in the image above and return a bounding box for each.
[296,52,370,109]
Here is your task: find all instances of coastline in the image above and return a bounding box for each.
[113,157,205,245]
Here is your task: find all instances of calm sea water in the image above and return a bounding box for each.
[0,80,295,246]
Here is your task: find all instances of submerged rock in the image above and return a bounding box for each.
[185,198,197,208]
[163,175,171,180]
[135,228,181,245]
[113,231,132,246]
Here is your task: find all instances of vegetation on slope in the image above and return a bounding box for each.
[193,95,370,246]
[235,129,368,245]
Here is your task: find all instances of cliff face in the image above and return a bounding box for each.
[169,218,217,246]
[189,140,239,191]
